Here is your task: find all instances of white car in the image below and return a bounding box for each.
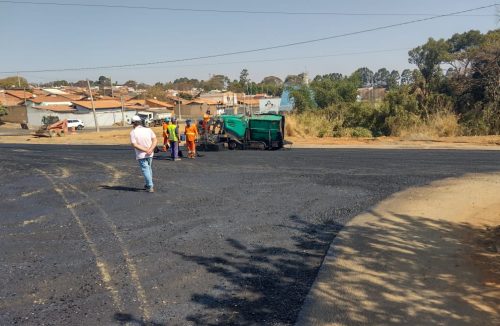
[67,119,85,130]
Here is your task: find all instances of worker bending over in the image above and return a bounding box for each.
[184,119,199,159]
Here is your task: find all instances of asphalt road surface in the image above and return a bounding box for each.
[1,144,499,326]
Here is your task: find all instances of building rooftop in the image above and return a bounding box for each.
[72,100,123,109]
[32,105,76,112]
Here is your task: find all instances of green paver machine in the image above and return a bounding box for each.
[220,114,285,150]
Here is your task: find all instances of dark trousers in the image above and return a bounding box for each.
[170,141,179,159]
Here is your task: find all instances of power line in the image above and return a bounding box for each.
[1,4,496,74]
[13,48,412,79]
[0,0,497,16]
[90,48,415,72]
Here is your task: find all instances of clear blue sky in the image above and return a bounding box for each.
[0,0,497,84]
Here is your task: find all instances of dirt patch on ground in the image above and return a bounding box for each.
[297,173,500,325]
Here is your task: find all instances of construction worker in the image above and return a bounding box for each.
[166,117,181,161]
[184,119,199,159]
[202,109,211,143]
[161,117,170,152]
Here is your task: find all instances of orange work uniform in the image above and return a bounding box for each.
[185,124,199,158]
[162,122,170,151]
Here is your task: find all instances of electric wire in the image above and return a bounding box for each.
[0,4,496,74]
[0,0,497,16]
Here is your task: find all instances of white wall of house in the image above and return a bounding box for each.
[200,92,238,106]
[27,107,136,128]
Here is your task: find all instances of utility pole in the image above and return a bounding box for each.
[17,73,21,88]
[178,99,182,120]
[110,76,114,98]
[87,79,100,132]
[120,95,125,126]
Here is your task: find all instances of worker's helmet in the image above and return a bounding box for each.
[164,117,170,123]
[186,119,192,125]
[171,117,177,122]
[131,115,142,124]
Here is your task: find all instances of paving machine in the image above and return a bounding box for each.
[220,114,285,150]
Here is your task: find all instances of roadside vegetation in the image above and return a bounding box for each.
[287,30,499,138]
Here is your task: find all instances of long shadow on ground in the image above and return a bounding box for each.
[175,216,343,325]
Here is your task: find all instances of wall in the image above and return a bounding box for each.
[1,106,28,123]
[179,104,217,119]
[27,107,136,128]
[258,98,281,114]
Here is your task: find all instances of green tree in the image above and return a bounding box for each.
[352,67,374,87]
[373,68,391,88]
[0,76,28,89]
[400,69,414,85]
[408,38,449,93]
[146,85,168,101]
[0,104,7,117]
[289,85,316,113]
[124,80,138,88]
[387,70,401,89]
[261,76,283,86]
[202,74,229,91]
[239,69,249,85]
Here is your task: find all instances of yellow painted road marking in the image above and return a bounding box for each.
[35,168,124,311]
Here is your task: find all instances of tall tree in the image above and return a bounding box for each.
[400,69,414,85]
[0,76,28,89]
[239,69,249,85]
[408,38,449,92]
[373,68,391,88]
[387,70,401,89]
[260,76,283,86]
[352,67,374,87]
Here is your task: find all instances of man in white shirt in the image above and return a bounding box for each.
[130,115,158,193]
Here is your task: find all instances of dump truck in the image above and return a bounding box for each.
[221,114,285,150]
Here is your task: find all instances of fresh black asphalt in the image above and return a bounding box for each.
[1,144,499,325]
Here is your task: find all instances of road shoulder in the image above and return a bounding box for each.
[296,173,500,326]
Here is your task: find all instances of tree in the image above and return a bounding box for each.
[352,67,374,87]
[124,80,138,88]
[289,85,316,113]
[373,68,391,88]
[311,76,359,108]
[145,85,168,101]
[202,74,230,91]
[408,38,449,92]
[0,104,7,117]
[285,74,307,86]
[260,76,283,86]
[400,69,414,85]
[0,76,28,89]
[387,70,400,89]
[239,69,249,85]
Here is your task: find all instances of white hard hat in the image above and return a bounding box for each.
[131,115,142,122]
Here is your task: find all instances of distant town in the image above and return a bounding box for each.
[0,73,385,129]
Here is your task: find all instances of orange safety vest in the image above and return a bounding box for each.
[185,125,198,142]
[162,122,168,137]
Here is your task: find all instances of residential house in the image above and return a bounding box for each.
[71,100,136,127]
[199,91,238,107]
[180,98,219,119]
[357,87,386,102]
[0,90,31,123]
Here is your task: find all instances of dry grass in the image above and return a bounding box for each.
[398,110,461,139]
[286,113,332,138]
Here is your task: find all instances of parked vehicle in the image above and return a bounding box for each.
[67,119,84,130]
[137,111,172,127]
